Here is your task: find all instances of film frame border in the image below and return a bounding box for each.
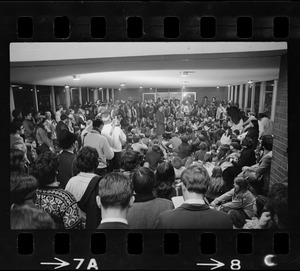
[1,1,299,270]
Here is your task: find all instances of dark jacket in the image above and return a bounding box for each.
[144,148,164,171]
[178,142,193,160]
[127,194,174,229]
[57,150,77,189]
[56,121,69,140]
[155,203,233,229]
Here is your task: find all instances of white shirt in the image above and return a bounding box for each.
[65,172,97,202]
[184,199,206,205]
[101,123,126,152]
[101,218,128,225]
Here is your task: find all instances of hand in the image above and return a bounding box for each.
[210,201,217,207]
[257,211,272,229]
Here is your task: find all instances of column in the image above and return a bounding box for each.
[10,84,15,121]
[271,80,278,122]
[230,86,234,101]
[250,82,256,112]
[227,86,230,101]
[87,88,90,102]
[78,87,82,105]
[111,88,115,102]
[244,83,249,113]
[234,85,238,104]
[258,81,266,113]
[106,88,110,102]
[93,88,99,103]
[50,86,56,113]
[239,84,243,108]
[101,89,104,101]
[65,86,71,109]
[33,85,39,112]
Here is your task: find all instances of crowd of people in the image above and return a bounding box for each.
[10,95,287,229]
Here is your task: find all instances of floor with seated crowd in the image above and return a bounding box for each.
[10,97,288,230]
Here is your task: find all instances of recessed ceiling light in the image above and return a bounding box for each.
[139,86,143,89]
[247,80,253,84]
[120,83,126,87]
[227,84,231,87]
[217,86,220,89]
[65,85,70,88]
[72,75,80,81]
[150,88,152,90]
[18,86,23,89]
[119,88,121,91]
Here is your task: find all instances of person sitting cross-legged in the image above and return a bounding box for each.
[155,164,233,229]
[96,172,135,229]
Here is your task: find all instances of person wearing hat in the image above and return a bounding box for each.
[101,112,126,172]
[57,130,78,189]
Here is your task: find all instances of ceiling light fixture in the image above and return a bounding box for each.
[119,88,121,91]
[120,83,126,87]
[72,74,80,81]
[227,84,231,87]
[65,85,70,88]
[99,87,103,90]
[217,86,220,89]
[247,80,253,84]
[139,86,143,89]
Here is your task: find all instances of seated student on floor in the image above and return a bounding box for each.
[96,172,135,229]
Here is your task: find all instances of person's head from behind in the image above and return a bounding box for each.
[261,135,273,151]
[181,135,188,143]
[181,165,210,198]
[155,162,175,195]
[11,205,56,230]
[120,150,143,172]
[58,129,78,150]
[32,151,59,187]
[132,167,155,196]
[10,172,38,206]
[12,109,22,119]
[93,118,104,132]
[97,172,134,211]
[76,146,99,173]
[211,166,222,178]
[199,141,208,151]
[10,148,27,173]
[171,156,183,169]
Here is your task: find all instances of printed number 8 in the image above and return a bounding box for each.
[230,259,241,270]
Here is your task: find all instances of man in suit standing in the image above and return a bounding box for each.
[155,164,233,229]
[96,172,135,229]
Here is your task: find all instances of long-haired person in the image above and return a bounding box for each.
[210,176,257,228]
[155,161,182,200]
[205,166,225,203]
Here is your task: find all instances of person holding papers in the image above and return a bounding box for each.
[155,164,233,229]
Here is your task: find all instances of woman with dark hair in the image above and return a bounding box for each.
[36,117,54,155]
[10,148,28,173]
[211,176,257,228]
[205,166,225,203]
[155,161,180,200]
[33,151,83,229]
[120,150,144,177]
[127,167,174,229]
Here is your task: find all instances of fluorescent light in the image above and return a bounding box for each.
[72,74,80,81]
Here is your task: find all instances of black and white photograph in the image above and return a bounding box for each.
[10,42,288,232]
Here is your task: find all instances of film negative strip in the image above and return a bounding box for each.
[1,1,299,270]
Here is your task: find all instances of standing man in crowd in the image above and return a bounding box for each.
[155,104,165,143]
[83,118,114,176]
[101,111,126,172]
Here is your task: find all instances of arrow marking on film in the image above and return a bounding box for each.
[40,257,70,269]
[197,258,225,270]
